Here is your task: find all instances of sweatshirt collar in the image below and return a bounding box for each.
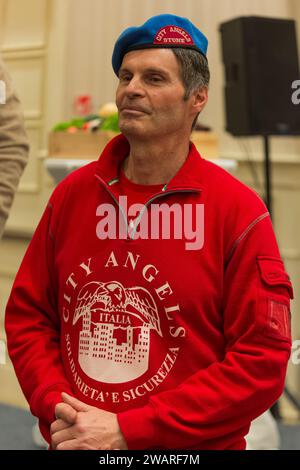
[95,134,204,192]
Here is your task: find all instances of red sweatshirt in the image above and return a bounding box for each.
[5,134,293,450]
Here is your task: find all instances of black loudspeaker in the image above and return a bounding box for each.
[220,16,300,136]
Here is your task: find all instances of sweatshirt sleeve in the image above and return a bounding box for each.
[117,213,293,449]
[5,191,74,433]
[0,57,29,238]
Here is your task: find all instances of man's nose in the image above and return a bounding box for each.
[124,76,144,97]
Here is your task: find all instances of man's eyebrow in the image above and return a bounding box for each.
[143,67,170,75]
[119,68,131,75]
[119,67,170,76]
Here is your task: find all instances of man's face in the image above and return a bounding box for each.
[116,48,203,140]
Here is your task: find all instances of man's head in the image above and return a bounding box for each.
[113,14,209,139]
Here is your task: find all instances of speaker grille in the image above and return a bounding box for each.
[220,16,300,136]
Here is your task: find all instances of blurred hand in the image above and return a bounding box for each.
[50,393,128,451]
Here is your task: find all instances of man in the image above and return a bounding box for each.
[0,57,29,239]
[5,14,293,450]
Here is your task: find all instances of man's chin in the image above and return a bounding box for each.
[119,123,149,139]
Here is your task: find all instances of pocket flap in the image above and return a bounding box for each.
[257,256,294,299]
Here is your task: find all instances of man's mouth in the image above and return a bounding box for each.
[120,106,149,116]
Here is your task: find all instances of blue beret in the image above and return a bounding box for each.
[112,14,208,76]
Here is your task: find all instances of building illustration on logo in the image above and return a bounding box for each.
[72,281,162,383]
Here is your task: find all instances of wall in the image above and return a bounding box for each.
[63,0,300,161]
[62,0,300,410]
[0,0,299,414]
[0,0,71,407]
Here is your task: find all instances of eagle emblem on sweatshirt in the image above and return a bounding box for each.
[71,281,162,383]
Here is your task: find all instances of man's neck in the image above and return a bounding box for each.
[123,135,190,185]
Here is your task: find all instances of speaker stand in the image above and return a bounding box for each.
[263,135,272,216]
[262,135,300,419]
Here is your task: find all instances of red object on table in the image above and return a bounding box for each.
[74,95,92,116]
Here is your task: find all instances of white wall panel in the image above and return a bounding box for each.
[0,0,48,49]
[4,56,44,118]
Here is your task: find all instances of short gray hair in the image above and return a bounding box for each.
[172,49,210,129]
[172,48,210,99]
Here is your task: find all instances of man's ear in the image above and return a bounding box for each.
[191,87,208,114]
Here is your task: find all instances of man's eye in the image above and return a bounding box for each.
[119,75,131,82]
[148,76,163,83]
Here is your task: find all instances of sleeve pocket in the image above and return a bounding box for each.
[256,256,293,341]
[257,256,294,299]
